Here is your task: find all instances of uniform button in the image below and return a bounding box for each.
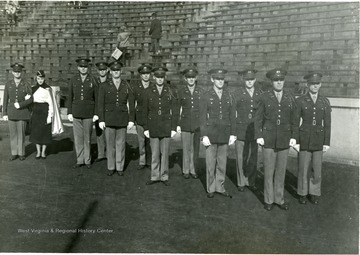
[278,115,281,117]
[313,107,316,109]
[219,102,222,104]
[278,104,281,106]
[313,116,315,119]
[251,99,253,102]
[250,109,253,112]
[313,112,316,114]
[192,106,194,108]
[251,105,253,107]
[278,110,281,112]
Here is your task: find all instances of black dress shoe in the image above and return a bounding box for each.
[277,203,289,210]
[264,203,273,211]
[41,155,47,159]
[162,180,170,186]
[218,191,232,198]
[309,195,319,205]
[94,158,105,162]
[207,192,215,198]
[238,186,245,192]
[117,171,124,176]
[107,170,116,176]
[9,155,18,161]
[190,173,198,179]
[35,155,41,160]
[299,196,307,204]
[137,165,146,170]
[248,185,258,191]
[86,164,91,169]
[72,164,83,169]
[146,180,159,185]
[183,174,190,179]
[19,156,25,161]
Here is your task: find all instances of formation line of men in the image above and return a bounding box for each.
[2,59,331,211]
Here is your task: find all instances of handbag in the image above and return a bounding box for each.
[111,47,123,60]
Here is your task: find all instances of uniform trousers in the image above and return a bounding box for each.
[8,120,26,156]
[105,127,126,172]
[151,38,160,53]
[263,148,289,205]
[205,143,228,193]
[95,120,106,159]
[298,150,323,196]
[181,130,200,175]
[235,140,258,187]
[150,137,170,181]
[73,118,93,165]
[136,125,151,166]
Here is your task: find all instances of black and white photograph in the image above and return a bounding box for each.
[0,0,358,253]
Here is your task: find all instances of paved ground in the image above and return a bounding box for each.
[0,121,358,253]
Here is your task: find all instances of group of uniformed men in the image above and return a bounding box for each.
[3,58,331,211]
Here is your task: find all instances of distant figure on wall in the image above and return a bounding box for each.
[148,12,162,55]
[4,0,20,25]
[116,25,131,66]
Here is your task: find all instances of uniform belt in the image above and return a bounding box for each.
[302,121,323,127]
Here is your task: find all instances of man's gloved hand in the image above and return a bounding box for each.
[289,138,297,147]
[171,130,177,138]
[257,138,264,146]
[228,135,237,145]
[92,115,99,122]
[99,122,106,130]
[68,114,73,122]
[46,116,52,124]
[176,126,181,133]
[202,136,211,146]
[293,144,300,152]
[14,102,20,109]
[144,130,150,138]
[3,115,8,121]
[25,94,31,100]
[127,121,134,130]
[323,145,330,152]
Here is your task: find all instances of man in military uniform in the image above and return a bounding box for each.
[67,58,98,169]
[233,68,262,192]
[94,61,109,163]
[2,63,33,161]
[98,61,135,176]
[199,69,237,198]
[130,64,153,170]
[143,67,178,186]
[177,67,204,179]
[255,68,298,211]
[294,72,331,205]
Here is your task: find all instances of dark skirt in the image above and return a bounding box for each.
[30,103,52,145]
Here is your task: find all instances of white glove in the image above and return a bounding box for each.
[46,116,52,124]
[323,145,330,152]
[14,102,20,109]
[25,94,31,100]
[99,122,106,130]
[202,136,211,146]
[144,130,150,138]
[228,135,237,145]
[289,138,296,147]
[68,114,73,122]
[171,130,177,138]
[293,144,300,152]
[257,138,264,146]
[92,115,99,122]
[127,121,134,130]
[176,126,181,133]
[3,115,8,121]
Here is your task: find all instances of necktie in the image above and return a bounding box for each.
[311,94,317,103]
[217,90,222,99]
[247,88,254,97]
[276,92,281,103]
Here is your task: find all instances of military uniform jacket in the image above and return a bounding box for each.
[296,93,331,150]
[199,87,236,144]
[255,90,298,149]
[177,84,205,133]
[130,80,152,126]
[143,84,178,138]
[149,19,162,39]
[233,86,262,141]
[98,79,135,128]
[67,74,98,119]
[3,79,33,120]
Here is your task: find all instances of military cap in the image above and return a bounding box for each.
[266,68,287,80]
[11,63,24,72]
[152,67,168,77]
[304,72,322,84]
[240,68,257,80]
[208,68,227,79]
[36,70,45,77]
[182,67,198,78]
[137,64,153,74]
[109,61,123,71]
[95,61,109,70]
[75,58,91,67]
